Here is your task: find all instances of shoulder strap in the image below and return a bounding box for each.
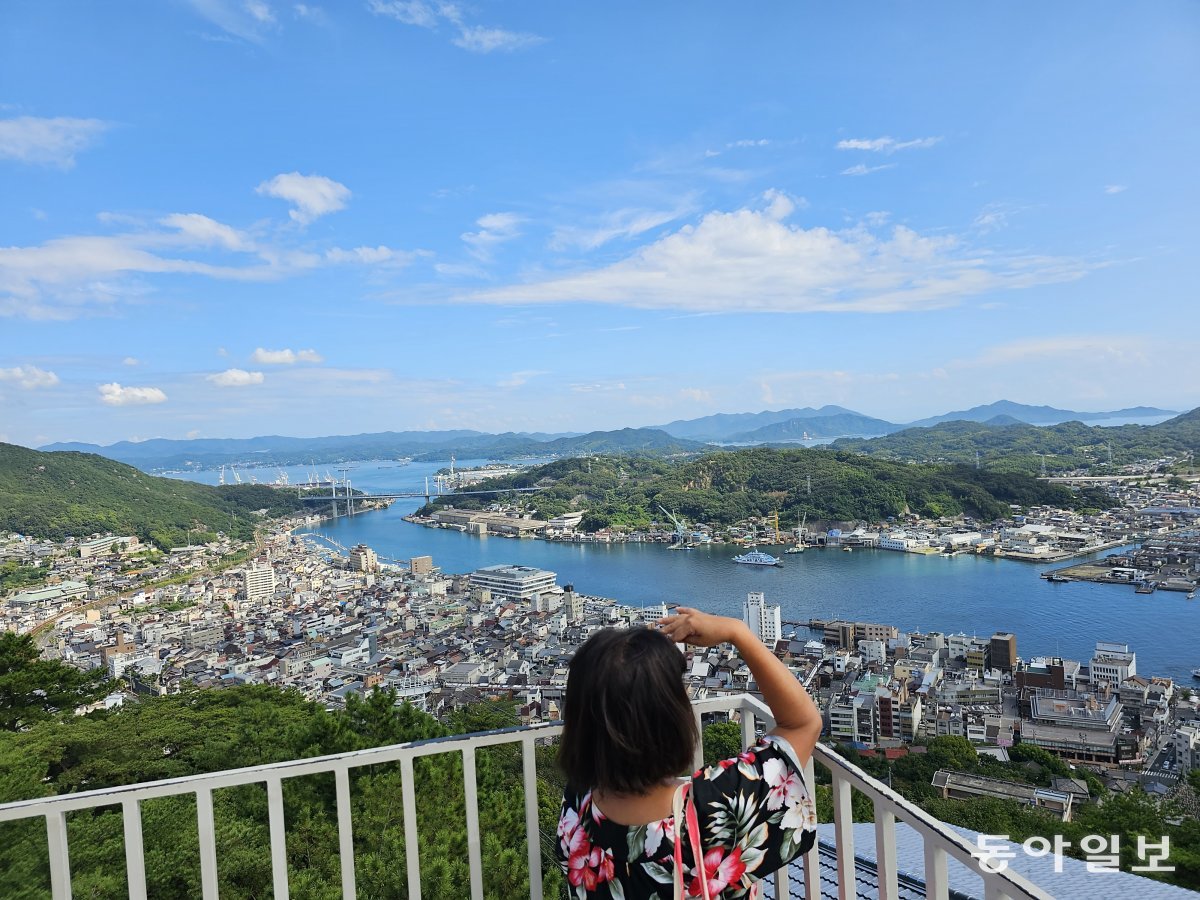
[672,782,688,900]
[685,787,712,900]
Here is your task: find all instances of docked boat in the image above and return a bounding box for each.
[1046,574,1070,583]
[842,546,853,552]
[1193,668,1200,680]
[732,550,783,567]
[1135,582,1157,594]
[784,545,805,554]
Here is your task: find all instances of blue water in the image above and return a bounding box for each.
[171,459,1199,683]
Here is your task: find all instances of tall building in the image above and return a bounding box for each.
[563,584,585,623]
[470,564,557,603]
[349,544,378,572]
[410,555,434,576]
[743,592,781,646]
[242,564,275,604]
[1090,641,1137,685]
[990,632,1017,672]
[824,620,856,650]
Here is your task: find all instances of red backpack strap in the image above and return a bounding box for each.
[685,786,712,900]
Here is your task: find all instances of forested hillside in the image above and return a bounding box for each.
[0,443,308,548]
[830,408,1200,473]
[0,683,566,899]
[428,448,1103,530]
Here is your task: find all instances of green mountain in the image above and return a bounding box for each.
[39,427,696,470]
[729,412,900,442]
[429,447,1098,530]
[905,400,1178,428]
[0,443,309,548]
[830,407,1200,473]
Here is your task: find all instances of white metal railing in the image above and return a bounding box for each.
[0,693,1052,900]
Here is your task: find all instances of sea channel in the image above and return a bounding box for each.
[172,458,1199,683]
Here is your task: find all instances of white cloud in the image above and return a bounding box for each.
[836,136,942,154]
[98,383,167,406]
[256,172,350,224]
[207,368,265,386]
[452,25,543,53]
[324,245,415,265]
[0,116,109,168]
[123,357,139,366]
[457,190,1089,315]
[0,365,59,389]
[549,205,692,252]
[251,347,323,364]
[1,199,415,318]
[368,0,543,53]
[966,335,1150,368]
[462,212,523,259]
[246,0,275,23]
[294,3,325,21]
[841,163,896,176]
[497,369,547,388]
[184,0,278,41]
[729,139,770,149]
[1104,184,1128,195]
[160,213,252,251]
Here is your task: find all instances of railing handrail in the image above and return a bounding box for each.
[0,691,1053,900]
[0,717,565,821]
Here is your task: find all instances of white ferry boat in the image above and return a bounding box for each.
[732,550,783,567]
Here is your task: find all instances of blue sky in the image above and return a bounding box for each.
[1,1,1197,447]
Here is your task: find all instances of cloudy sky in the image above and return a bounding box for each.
[1,1,1197,447]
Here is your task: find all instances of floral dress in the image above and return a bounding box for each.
[556,735,818,899]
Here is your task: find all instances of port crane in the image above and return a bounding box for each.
[656,504,689,545]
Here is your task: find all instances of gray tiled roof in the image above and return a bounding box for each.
[764,824,1196,900]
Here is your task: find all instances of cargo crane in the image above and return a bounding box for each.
[657,504,690,547]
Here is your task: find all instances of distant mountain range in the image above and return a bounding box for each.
[652,400,1179,442]
[36,400,1182,471]
[40,428,701,471]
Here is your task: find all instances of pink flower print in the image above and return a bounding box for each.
[763,757,803,811]
[689,845,746,896]
[645,817,669,857]
[565,827,592,886]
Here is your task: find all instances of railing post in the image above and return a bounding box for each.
[46,810,72,900]
[196,788,220,900]
[874,805,898,900]
[830,770,855,900]
[801,754,820,900]
[267,777,290,900]
[462,747,484,900]
[400,754,422,900]
[522,737,545,900]
[923,842,949,900]
[740,710,756,749]
[334,767,357,900]
[122,798,148,900]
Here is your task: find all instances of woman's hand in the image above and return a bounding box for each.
[657,607,748,648]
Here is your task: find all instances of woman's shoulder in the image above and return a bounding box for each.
[692,733,804,788]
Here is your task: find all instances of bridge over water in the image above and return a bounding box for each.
[297,478,545,517]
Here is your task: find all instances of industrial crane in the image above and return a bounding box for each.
[656,504,689,545]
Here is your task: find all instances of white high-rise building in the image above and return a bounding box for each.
[242,564,276,604]
[743,592,781,646]
[1091,641,1137,685]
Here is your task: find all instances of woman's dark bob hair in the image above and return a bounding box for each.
[558,626,698,795]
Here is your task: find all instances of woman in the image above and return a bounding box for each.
[556,607,822,899]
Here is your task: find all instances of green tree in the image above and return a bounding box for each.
[0,633,112,731]
[702,721,745,766]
